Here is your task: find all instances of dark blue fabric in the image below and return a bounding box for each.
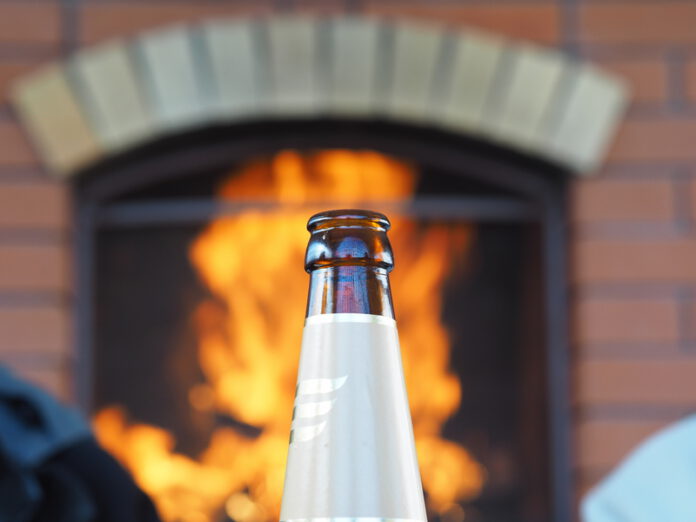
[0,366,92,521]
[0,366,161,522]
[0,455,41,522]
[46,438,160,522]
[0,366,90,468]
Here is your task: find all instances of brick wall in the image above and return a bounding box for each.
[1,0,694,512]
[0,1,69,400]
[570,0,696,498]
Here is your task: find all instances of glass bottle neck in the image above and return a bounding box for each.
[306,265,394,318]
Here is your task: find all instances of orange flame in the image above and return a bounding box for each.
[94,150,485,522]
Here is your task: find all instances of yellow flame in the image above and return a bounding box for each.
[94,150,485,521]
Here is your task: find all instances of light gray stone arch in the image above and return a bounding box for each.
[11,15,628,176]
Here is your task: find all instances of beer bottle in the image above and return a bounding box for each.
[280,210,427,522]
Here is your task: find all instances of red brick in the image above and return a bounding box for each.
[577,357,696,405]
[0,305,70,355]
[594,57,668,105]
[364,3,560,45]
[579,3,696,45]
[686,59,696,105]
[573,238,696,283]
[80,2,273,44]
[2,358,72,402]
[571,178,674,224]
[0,122,38,167]
[18,366,71,402]
[0,244,69,292]
[0,181,69,229]
[577,473,603,506]
[0,3,61,46]
[575,298,679,344]
[577,419,670,470]
[607,117,696,163]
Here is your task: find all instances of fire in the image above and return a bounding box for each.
[94,150,485,522]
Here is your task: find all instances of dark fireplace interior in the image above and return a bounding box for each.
[75,122,570,522]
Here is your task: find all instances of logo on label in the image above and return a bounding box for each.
[290,376,347,443]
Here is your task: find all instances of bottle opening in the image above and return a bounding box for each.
[305,209,394,272]
[307,209,391,233]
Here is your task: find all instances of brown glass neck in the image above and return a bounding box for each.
[305,265,394,318]
[304,210,395,318]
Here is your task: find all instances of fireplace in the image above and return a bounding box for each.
[9,13,629,522]
[71,120,570,522]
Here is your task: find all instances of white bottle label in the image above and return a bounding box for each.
[280,313,427,522]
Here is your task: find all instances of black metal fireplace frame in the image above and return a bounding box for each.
[72,118,571,522]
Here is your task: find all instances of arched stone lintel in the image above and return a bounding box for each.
[10,15,629,177]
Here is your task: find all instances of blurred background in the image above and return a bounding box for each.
[0,1,694,522]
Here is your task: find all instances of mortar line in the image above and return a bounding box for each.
[60,0,80,57]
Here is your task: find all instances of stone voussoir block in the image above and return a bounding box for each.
[483,43,567,151]
[134,24,210,130]
[384,21,446,121]
[437,28,506,133]
[549,64,629,174]
[265,16,319,115]
[200,18,262,119]
[326,17,382,116]
[70,39,155,152]
[10,65,102,175]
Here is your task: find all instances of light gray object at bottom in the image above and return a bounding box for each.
[581,415,696,522]
[280,313,427,522]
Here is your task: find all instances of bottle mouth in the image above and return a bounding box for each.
[307,209,391,232]
[305,209,394,272]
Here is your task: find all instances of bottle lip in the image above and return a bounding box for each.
[307,209,391,232]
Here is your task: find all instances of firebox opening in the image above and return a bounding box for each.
[90,148,552,522]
